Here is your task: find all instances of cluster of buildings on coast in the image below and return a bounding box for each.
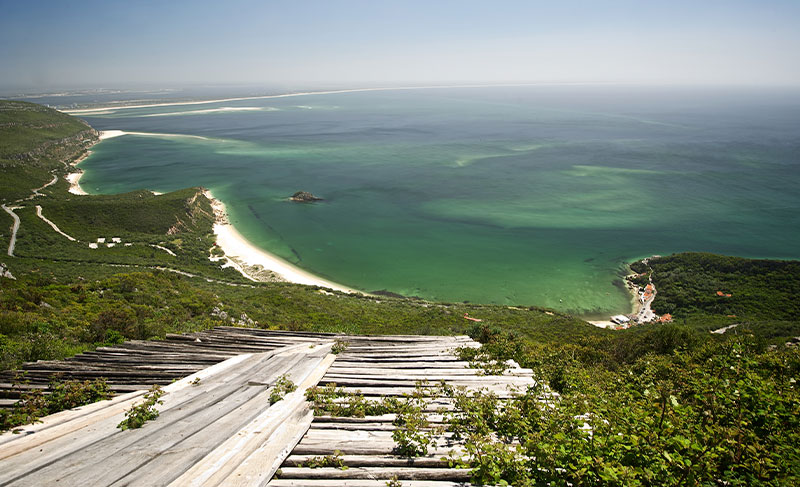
[607,276,673,330]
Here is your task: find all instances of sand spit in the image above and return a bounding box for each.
[60,83,586,115]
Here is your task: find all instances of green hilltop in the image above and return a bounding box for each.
[0,100,96,202]
[1,101,799,484]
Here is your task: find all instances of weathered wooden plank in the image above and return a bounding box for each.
[167,350,335,487]
[309,422,397,431]
[291,444,461,458]
[268,480,468,487]
[327,356,463,363]
[313,414,446,424]
[283,454,449,468]
[302,429,456,442]
[335,352,458,359]
[331,361,473,369]
[0,389,147,451]
[323,386,521,397]
[0,349,299,483]
[328,367,468,375]
[327,367,533,376]
[110,358,327,486]
[339,346,461,352]
[322,374,534,384]
[0,352,258,459]
[292,429,461,457]
[2,352,300,486]
[276,467,471,481]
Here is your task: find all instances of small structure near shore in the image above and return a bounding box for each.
[611,314,631,326]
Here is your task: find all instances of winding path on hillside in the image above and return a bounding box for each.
[35,205,77,241]
[1,204,20,257]
[27,174,58,200]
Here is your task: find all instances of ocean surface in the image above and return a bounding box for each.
[47,86,800,317]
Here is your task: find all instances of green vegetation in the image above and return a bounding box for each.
[305,383,395,418]
[302,450,347,469]
[117,385,165,430]
[0,271,226,370]
[444,325,800,486]
[391,382,443,457]
[305,382,444,457]
[0,100,96,202]
[0,377,110,431]
[269,374,297,405]
[632,252,800,340]
[331,338,349,354]
[11,188,244,281]
[385,476,403,487]
[0,268,598,372]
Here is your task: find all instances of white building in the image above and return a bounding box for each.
[610,315,630,325]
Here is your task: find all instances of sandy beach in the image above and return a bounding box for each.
[64,132,112,195]
[67,131,206,195]
[66,172,88,195]
[203,190,358,293]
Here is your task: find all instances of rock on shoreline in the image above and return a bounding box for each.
[289,191,323,202]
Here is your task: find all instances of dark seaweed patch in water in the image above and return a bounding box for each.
[371,289,407,299]
[248,204,302,263]
[612,279,628,290]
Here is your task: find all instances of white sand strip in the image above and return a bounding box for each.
[141,106,267,117]
[35,206,77,241]
[204,191,357,293]
[66,172,87,195]
[62,83,582,115]
[99,130,126,139]
[100,130,209,140]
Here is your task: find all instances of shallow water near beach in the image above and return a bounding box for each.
[69,86,800,316]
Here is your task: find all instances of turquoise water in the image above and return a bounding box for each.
[74,86,800,317]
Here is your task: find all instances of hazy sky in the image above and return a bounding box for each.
[2,0,799,91]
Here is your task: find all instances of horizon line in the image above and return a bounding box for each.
[56,81,800,114]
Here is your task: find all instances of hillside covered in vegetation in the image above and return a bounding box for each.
[1,101,799,485]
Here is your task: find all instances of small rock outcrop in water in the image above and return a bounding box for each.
[290,191,323,202]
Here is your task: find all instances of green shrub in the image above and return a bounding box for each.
[269,374,297,405]
[0,377,111,431]
[117,385,164,430]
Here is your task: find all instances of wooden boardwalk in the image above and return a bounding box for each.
[0,327,335,406]
[0,328,539,486]
[272,335,536,487]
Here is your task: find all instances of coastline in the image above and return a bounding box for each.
[60,82,602,115]
[66,130,123,195]
[66,130,179,195]
[65,131,356,292]
[587,275,642,329]
[587,258,661,329]
[203,190,359,294]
